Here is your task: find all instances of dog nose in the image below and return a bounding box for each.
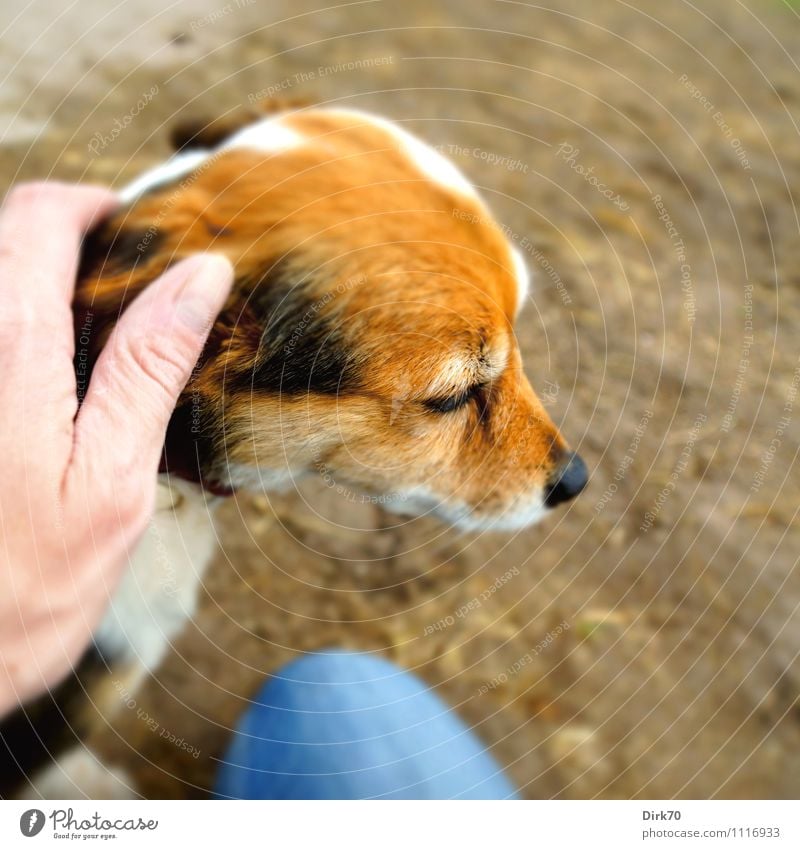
[544,451,588,507]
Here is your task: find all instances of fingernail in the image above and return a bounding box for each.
[174,254,234,333]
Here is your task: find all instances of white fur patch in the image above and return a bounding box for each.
[117,150,209,203]
[510,247,530,315]
[220,117,303,154]
[383,484,549,532]
[319,108,479,199]
[218,461,297,493]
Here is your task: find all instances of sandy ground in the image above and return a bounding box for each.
[1,0,799,798]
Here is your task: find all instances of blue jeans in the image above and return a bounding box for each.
[214,650,518,799]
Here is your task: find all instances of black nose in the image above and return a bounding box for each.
[544,451,588,508]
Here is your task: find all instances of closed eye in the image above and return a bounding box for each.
[423,383,486,414]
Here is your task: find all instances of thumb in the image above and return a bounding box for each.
[73,254,234,485]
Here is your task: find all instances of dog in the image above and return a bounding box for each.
[1,100,587,798]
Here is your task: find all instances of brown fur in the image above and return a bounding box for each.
[74,105,571,526]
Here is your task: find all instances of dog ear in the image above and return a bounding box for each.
[169,109,262,152]
[224,258,361,398]
[169,96,315,152]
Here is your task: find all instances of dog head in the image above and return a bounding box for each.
[76,107,587,530]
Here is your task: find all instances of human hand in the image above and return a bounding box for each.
[0,182,233,716]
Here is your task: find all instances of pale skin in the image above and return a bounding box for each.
[0,182,234,718]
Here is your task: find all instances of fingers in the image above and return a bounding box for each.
[71,254,233,498]
[0,182,117,339]
[0,183,117,486]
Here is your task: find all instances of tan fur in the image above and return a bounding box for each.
[75,105,570,527]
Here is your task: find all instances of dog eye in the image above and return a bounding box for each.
[424,384,484,414]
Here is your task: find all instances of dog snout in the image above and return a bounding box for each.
[544,450,588,507]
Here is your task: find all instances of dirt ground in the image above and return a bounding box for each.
[2,0,799,799]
